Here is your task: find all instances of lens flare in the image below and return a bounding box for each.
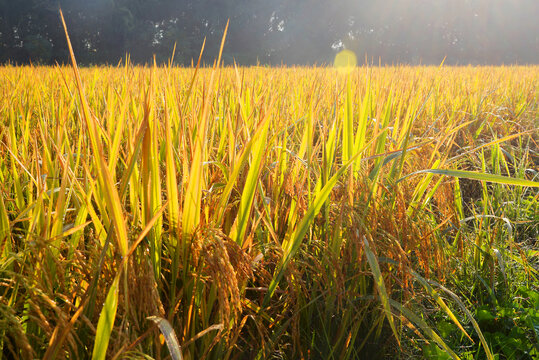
[334,49,357,69]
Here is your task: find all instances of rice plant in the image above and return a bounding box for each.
[0,29,537,358]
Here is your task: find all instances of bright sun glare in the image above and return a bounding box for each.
[334,49,357,69]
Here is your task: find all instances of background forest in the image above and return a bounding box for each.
[1,0,538,66]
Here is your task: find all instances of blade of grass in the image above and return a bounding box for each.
[433,281,495,360]
[389,300,460,360]
[400,169,539,187]
[92,202,168,359]
[0,191,11,258]
[411,271,472,342]
[148,316,183,360]
[182,21,229,238]
[91,275,120,360]
[60,9,128,257]
[363,237,401,346]
[230,109,271,247]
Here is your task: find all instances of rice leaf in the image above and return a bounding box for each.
[60,10,128,256]
[411,271,472,342]
[91,275,119,360]
[148,316,183,360]
[389,300,460,360]
[401,168,539,187]
[230,114,270,246]
[363,237,400,346]
[0,192,11,257]
[435,282,495,360]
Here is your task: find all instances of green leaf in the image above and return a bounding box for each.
[423,343,454,360]
[231,116,270,246]
[389,299,460,360]
[412,271,473,342]
[91,275,120,360]
[0,193,10,257]
[476,308,496,322]
[400,169,539,187]
[363,237,400,346]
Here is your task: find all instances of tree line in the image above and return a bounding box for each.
[1,0,537,66]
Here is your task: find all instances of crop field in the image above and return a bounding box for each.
[0,53,538,359]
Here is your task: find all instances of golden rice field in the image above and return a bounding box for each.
[0,60,538,359]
